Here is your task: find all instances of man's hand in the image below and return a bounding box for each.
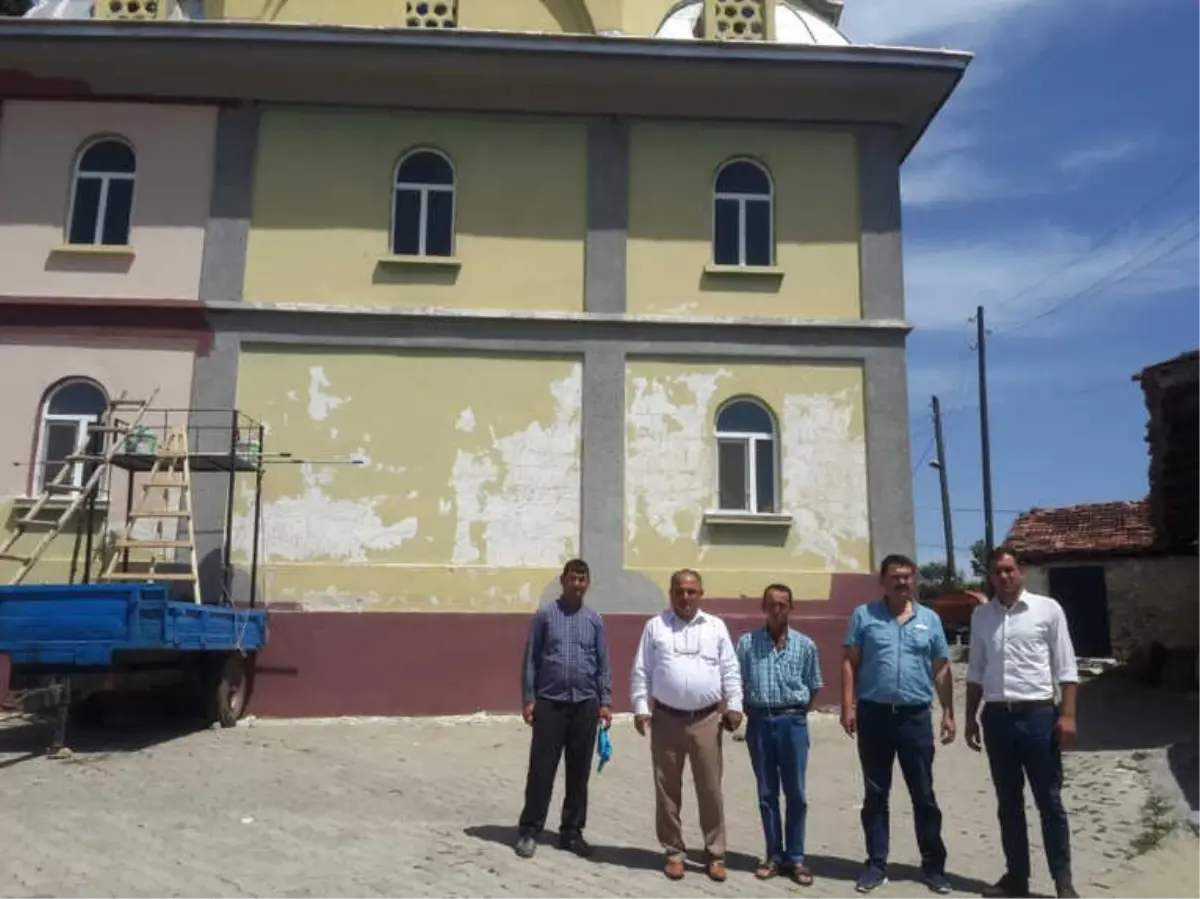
[722,710,743,733]
[634,714,651,737]
[598,705,612,729]
[939,711,957,745]
[522,702,535,726]
[965,718,982,752]
[840,706,856,737]
[1054,713,1077,748]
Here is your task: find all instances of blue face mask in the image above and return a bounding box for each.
[596,726,614,773]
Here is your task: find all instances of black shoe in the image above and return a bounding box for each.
[922,871,952,894]
[514,835,537,858]
[1055,880,1079,899]
[981,874,1030,898]
[855,866,888,893]
[558,834,593,857]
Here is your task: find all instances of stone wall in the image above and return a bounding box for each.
[1105,554,1198,686]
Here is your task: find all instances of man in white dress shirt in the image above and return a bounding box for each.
[630,568,743,882]
[965,545,1080,899]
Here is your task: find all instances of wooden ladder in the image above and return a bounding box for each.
[0,390,158,585]
[99,425,201,604]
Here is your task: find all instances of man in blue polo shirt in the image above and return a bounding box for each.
[840,554,955,895]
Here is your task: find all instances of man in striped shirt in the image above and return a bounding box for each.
[515,558,612,860]
[736,583,823,887]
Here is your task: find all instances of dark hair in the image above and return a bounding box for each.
[878,553,917,577]
[988,544,1023,569]
[669,568,703,590]
[762,583,793,606]
[561,558,590,578]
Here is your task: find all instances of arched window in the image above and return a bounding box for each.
[715,397,777,514]
[35,379,109,493]
[712,158,773,267]
[391,149,455,257]
[67,137,137,247]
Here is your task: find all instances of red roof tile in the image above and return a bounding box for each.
[1005,500,1157,560]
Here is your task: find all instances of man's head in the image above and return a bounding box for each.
[879,553,917,605]
[560,558,591,603]
[669,568,704,620]
[988,545,1025,601]
[762,583,793,632]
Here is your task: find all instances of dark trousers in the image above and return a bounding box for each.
[856,701,947,875]
[518,696,599,839]
[981,704,1072,884]
[746,711,810,866]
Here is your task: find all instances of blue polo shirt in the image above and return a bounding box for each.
[842,600,949,706]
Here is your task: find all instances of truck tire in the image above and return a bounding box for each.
[207,653,252,728]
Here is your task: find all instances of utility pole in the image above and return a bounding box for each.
[930,396,956,587]
[977,305,995,556]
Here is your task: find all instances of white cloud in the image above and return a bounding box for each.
[840,0,1046,47]
[904,218,1200,332]
[1056,138,1147,175]
[901,154,1038,207]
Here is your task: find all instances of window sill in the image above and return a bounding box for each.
[13,495,110,511]
[51,243,136,258]
[702,510,793,528]
[703,263,784,278]
[377,254,461,269]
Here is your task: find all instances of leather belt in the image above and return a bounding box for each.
[653,700,720,719]
[747,703,809,716]
[987,699,1056,713]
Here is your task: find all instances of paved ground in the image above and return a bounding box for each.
[1,668,1196,898]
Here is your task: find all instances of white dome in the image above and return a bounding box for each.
[25,0,202,19]
[655,0,850,46]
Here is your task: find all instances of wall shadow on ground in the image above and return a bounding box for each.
[1070,668,1199,754]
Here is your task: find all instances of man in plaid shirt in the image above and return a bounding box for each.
[736,583,823,886]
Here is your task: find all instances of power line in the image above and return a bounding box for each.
[916,504,1025,514]
[911,432,935,474]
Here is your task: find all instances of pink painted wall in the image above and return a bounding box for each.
[0,100,218,300]
[0,337,197,505]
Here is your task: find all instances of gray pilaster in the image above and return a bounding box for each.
[856,125,905,322]
[864,345,915,564]
[198,104,259,304]
[579,345,628,607]
[584,119,629,314]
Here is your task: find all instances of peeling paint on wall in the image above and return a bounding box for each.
[626,369,730,544]
[232,463,418,563]
[781,392,869,570]
[456,408,476,432]
[448,365,582,566]
[307,366,346,421]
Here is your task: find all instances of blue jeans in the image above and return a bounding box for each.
[856,701,947,875]
[746,710,810,866]
[981,704,1072,884]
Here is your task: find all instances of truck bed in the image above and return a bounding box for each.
[0,583,267,667]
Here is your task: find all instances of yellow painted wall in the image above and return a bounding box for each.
[244,109,587,312]
[207,0,591,32]
[233,346,583,611]
[625,359,870,599]
[627,124,861,320]
[0,503,106,586]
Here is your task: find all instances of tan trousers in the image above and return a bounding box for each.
[650,703,726,861]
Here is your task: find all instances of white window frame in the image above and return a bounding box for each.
[391,149,456,257]
[712,158,774,267]
[66,137,137,247]
[714,398,778,515]
[32,379,109,495]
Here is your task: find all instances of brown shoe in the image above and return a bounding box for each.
[707,860,727,882]
[664,857,685,880]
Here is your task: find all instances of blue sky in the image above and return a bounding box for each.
[840,0,1200,576]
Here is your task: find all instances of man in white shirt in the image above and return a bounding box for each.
[965,545,1080,899]
[630,568,743,883]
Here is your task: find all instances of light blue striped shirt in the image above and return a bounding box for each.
[736,627,823,710]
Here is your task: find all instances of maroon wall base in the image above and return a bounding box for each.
[249,574,879,718]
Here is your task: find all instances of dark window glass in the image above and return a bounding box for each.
[718,439,748,511]
[755,439,776,513]
[69,178,102,245]
[101,178,134,245]
[713,197,739,265]
[79,140,135,175]
[717,400,773,434]
[744,198,772,266]
[47,382,107,416]
[392,189,422,255]
[715,161,770,195]
[397,151,453,186]
[425,189,454,256]
[43,421,80,486]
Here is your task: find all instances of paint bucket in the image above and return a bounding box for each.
[237,439,261,465]
[124,426,157,455]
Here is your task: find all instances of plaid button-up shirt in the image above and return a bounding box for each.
[736,626,823,710]
[522,598,612,706]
